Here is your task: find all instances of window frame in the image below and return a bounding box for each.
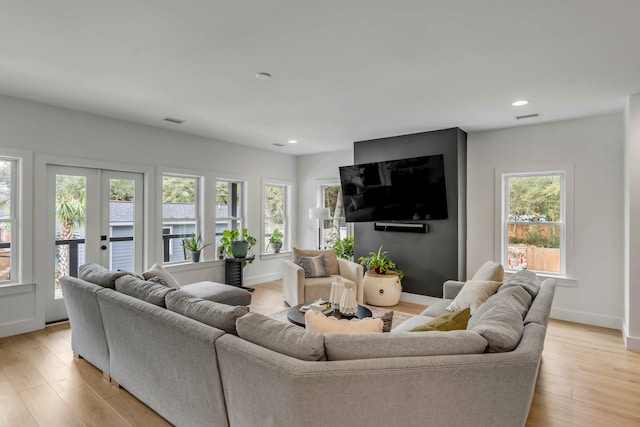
[495,164,575,281]
[0,158,18,284]
[161,172,202,264]
[262,179,292,255]
[215,178,246,258]
[318,181,352,249]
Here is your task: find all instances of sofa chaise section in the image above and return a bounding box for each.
[97,289,230,427]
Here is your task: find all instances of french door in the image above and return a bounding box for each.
[46,165,144,322]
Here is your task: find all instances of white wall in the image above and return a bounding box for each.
[0,94,297,337]
[624,94,640,350]
[296,149,354,249]
[468,113,625,329]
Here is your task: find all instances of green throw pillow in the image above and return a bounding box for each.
[409,308,471,332]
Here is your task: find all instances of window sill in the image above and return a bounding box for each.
[504,271,577,287]
[260,251,292,261]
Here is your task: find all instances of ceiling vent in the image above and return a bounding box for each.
[163,117,185,124]
[272,143,286,147]
[516,113,540,120]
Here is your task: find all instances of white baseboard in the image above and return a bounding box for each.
[622,322,640,352]
[550,307,622,330]
[245,272,282,287]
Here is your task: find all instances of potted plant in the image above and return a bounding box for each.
[358,245,404,306]
[266,229,284,253]
[183,233,212,262]
[332,236,354,260]
[219,228,257,259]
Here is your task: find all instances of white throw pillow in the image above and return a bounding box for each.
[142,262,180,288]
[305,311,383,333]
[446,280,502,313]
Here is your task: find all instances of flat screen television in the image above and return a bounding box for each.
[339,154,448,222]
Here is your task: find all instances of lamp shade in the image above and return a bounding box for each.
[309,207,331,220]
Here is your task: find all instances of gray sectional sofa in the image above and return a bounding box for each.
[61,266,556,427]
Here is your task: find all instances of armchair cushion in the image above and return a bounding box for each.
[293,247,339,275]
[296,255,330,278]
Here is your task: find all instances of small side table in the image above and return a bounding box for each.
[224,256,255,292]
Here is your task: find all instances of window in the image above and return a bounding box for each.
[263,182,290,254]
[0,158,17,283]
[320,183,349,248]
[501,172,565,276]
[215,179,245,258]
[162,174,200,263]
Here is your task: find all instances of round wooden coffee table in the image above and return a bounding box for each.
[287,304,373,327]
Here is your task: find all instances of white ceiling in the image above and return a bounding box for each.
[1,0,639,156]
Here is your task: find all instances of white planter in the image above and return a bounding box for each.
[363,271,402,306]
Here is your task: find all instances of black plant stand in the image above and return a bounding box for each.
[224,256,255,292]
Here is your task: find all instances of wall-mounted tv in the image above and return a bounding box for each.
[339,154,448,222]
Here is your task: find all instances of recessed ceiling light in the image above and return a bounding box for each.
[512,100,529,107]
[288,140,298,144]
[256,72,272,80]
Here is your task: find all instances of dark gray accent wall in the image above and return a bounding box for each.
[353,127,467,297]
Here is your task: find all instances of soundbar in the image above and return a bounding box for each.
[374,222,428,233]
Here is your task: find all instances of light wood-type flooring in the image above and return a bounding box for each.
[1,280,639,426]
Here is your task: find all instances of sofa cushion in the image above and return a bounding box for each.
[296,255,330,278]
[115,275,175,307]
[180,281,251,306]
[165,291,249,335]
[410,308,471,332]
[236,312,326,361]
[305,311,383,333]
[324,330,488,360]
[78,263,128,289]
[446,280,502,313]
[468,296,525,352]
[472,261,504,282]
[499,270,540,298]
[470,286,532,330]
[293,247,339,275]
[142,262,180,288]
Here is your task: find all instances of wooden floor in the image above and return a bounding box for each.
[0,280,638,427]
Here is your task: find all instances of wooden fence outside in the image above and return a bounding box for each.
[508,244,560,273]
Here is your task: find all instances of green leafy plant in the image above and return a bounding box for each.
[358,245,404,280]
[332,236,354,260]
[183,233,212,252]
[219,228,257,259]
[268,228,283,245]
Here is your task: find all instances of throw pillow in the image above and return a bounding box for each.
[499,270,540,298]
[78,263,128,289]
[377,311,394,333]
[305,311,383,333]
[236,312,326,361]
[142,262,180,288]
[409,308,471,332]
[468,302,524,352]
[471,261,505,282]
[293,248,340,275]
[115,275,175,307]
[446,280,502,313]
[296,255,330,278]
[165,291,249,335]
[468,286,532,330]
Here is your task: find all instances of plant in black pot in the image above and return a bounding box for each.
[267,229,284,253]
[183,233,212,262]
[219,228,257,260]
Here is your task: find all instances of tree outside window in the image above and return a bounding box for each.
[504,173,563,274]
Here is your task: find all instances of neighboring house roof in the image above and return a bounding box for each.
[110,201,229,223]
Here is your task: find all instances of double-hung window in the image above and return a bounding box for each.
[0,158,17,283]
[501,171,566,276]
[162,174,200,263]
[215,179,245,258]
[263,181,291,254]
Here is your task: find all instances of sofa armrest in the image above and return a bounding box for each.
[337,258,364,304]
[282,260,305,306]
[443,280,465,299]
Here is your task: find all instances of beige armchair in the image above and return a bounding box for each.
[282,248,364,306]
